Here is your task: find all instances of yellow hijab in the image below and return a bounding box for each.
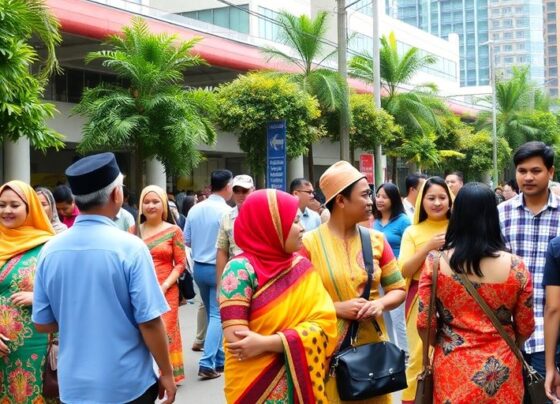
[0,181,55,267]
[412,177,454,225]
[139,185,169,223]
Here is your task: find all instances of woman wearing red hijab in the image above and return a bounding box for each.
[219,189,337,403]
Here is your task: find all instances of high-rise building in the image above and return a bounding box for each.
[544,0,559,96]
[393,0,490,87]
[488,0,545,86]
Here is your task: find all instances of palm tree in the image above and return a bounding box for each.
[74,18,217,187]
[476,67,545,150]
[261,11,348,180]
[0,0,64,150]
[349,32,447,177]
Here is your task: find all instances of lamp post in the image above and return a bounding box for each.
[337,0,350,162]
[482,40,498,187]
[371,0,383,186]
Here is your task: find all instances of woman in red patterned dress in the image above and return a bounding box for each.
[134,185,186,384]
[417,183,535,403]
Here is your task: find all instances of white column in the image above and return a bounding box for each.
[145,157,167,189]
[288,155,305,184]
[4,138,31,183]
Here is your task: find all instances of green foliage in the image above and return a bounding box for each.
[74,18,216,176]
[443,130,511,181]
[348,94,402,152]
[215,73,321,176]
[0,0,64,150]
[477,67,551,150]
[349,32,447,137]
[261,11,348,129]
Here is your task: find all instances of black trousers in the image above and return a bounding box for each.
[127,382,159,404]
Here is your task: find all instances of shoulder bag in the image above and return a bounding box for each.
[42,334,59,399]
[330,226,407,401]
[178,270,196,300]
[442,253,545,404]
[414,252,440,404]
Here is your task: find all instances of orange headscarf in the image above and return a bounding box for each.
[0,181,55,267]
[139,185,169,223]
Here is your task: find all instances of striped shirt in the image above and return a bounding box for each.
[498,192,560,354]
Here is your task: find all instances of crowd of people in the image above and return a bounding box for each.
[1,141,560,403]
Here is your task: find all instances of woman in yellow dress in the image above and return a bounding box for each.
[399,176,453,403]
[301,161,407,404]
[220,189,338,403]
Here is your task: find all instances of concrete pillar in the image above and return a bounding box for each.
[288,155,305,185]
[145,157,167,190]
[4,138,31,183]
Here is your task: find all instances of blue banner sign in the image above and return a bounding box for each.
[266,120,287,191]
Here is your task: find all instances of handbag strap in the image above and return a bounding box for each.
[441,253,534,373]
[422,252,440,368]
[341,227,377,349]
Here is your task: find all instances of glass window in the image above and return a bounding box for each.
[517,42,525,50]
[503,19,513,28]
[504,31,513,39]
[197,10,213,24]
[504,44,513,51]
[516,30,525,38]
[213,7,229,27]
[230,6,249,33]
[504,56,513,64]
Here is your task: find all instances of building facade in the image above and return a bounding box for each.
[544,0,559,96]
[393,0,490,87]
[488,0,545,85]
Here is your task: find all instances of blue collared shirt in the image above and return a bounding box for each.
[184,194,232,264]
[499,192,560,354]
[32,215,169,403]
[300,207,321,232]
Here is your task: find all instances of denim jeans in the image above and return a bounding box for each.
[193,262,224,371]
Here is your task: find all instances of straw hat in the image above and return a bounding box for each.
[320,161,366,204]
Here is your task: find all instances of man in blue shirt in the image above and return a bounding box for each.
[32,153,175,404]
[184,170,233,379]
[290,178,321,232]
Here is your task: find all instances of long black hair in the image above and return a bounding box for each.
[374,183,405,220]
[417,176,453,223]
[443,182,507,277]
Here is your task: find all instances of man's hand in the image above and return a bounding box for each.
[158,374,177,404]
[545,368,560,402]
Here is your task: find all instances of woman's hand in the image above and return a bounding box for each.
[357,300,385,320]
[425,233,446,253]
[0,335,10,357]
[10,291,33,306]
[226,330,282,360]
[335,298,368,320]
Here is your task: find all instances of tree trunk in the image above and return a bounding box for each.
[307,143,314,184]
[135,143,144,195]
[391,156,397,184]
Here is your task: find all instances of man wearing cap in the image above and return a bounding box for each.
[289,178,322,232]
[184,169,233,380]
[216,174,255,282]
[300,161,406,402]
[32,152,176,404]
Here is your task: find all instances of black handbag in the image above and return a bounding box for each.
[330,226,407,401]
[178,270,196,300]
[443,253,546,404]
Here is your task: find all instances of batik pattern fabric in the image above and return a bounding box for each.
[144,225,186,384]
[417,253,535,403]
[0,245,55,404]
[301,225,406,404]
[220,256,337,404]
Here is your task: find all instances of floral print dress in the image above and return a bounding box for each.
[0,245,53,404]
[417,253,535,404]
